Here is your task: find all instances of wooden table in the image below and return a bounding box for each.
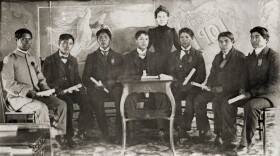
[119,78,176,156]
[0,123,50,156]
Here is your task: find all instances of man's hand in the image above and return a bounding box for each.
[212,86,223,94]
[244,92,252,99]
[26,90,38,99]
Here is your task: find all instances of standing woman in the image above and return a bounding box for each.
[148,5,180,73]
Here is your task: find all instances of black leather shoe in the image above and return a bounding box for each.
[77,131,91,141]
[214,136,223,146]
[65,138,76,148]
[178,128,190,144]
[236,145,248,155]
[199,130,212,140]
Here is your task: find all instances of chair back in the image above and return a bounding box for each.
[0,61,6,122]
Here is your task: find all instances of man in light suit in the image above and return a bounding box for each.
[42,34,85,148]
[2,28,67,148]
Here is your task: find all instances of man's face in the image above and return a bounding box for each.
[136,34,149,50]
[218,37,233,53]
[180,32,192,48]
[251,32,267,48]
[97,33,110,49]
[156,11,169,26]
[59,39,74,55]
[16,33,32,51]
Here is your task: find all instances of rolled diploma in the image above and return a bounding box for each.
[63,83,82,93]
[228,94,246,104]
[36,89,55,96]
[191,82,211,91]
[90,77,109,93]
[183,68,196,85]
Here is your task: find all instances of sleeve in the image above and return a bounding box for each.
[82,54,93,88]
[172,28,181,50]
[2,56,31,97]
[206,55,219,87]
[41,57,55,89]
[147,28,153,49]
[73,58,82,85]
[34,57,50,91]
[251,52,280,96]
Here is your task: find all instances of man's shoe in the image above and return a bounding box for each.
[52,135,65,149]
[158,129,169,144]
[65,138,76,148]
[178,128,191,144]
[199,130,212,140]
[77,131,91,140]
[214,136,223,146]
[236,145,248,155]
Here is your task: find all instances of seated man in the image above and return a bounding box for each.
[231,26,280,154]
[2,28,67,147]
[122,30,171,143]
[194,31,246,144]
[42,34,85,148]
[82,27,123,143]
[167,27,206,143]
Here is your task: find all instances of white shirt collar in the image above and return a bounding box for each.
[17,47,28,54]
[254,45,266,56]
[100,47,110,55]
[180,46,191,59]
[137,48,147,59]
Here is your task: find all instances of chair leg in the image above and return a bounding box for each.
[121,119,127,156]
[258,114,262,141]
[263,109,266,155]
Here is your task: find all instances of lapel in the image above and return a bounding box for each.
[131,50,140,69]
[54,51,66,75]
[96,48,108,67]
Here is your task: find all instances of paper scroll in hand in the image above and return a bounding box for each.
[183,68,196,85]
[90,77,109,93]
[36,89,55,97]
[228,94,246,104]
[191,82,211,91]
[55,84,83,96]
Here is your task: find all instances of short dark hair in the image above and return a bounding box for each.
[135,30,148,39]
[250,26,269,41]
[179,27,194,39]
[58,34,75,45]
[96,28,112,39]
[154,5,169,18]
[218,31,235,43]
[15,28,32,39]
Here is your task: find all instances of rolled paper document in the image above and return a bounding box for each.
[61,84,82,94]
[90,77,109,93]
[228,94,246,104]
[190,82,211,91]
[183,68,196,85]
[159,74,173,80]
[36,89,55,97]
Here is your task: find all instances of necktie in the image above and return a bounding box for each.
[61,56,68,59]
[102,51,108,56]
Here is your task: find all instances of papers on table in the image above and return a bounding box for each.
[36,89,55,97]
[228,94,246,104]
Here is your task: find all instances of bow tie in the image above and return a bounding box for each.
[183,50,189,54]
[61,56,68,59]
[102,51,109,56]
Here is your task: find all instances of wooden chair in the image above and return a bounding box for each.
[0,61,36,123]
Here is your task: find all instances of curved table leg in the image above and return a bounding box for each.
[120,85,129,156]
[165,82,177,156]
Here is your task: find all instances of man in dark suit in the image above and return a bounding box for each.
[82,28,123,143]
[167,27,206,143]
[233,26,280,154]
[122,30,171,143]
[194,31,246,145]
[42,34,84,148]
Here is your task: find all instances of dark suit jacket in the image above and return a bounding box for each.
[167,47,206,89]
[42,51,81,89]
[122,50,161,79]
[246,46,280,106]
[82,48,123,92]
[206,47,246,95]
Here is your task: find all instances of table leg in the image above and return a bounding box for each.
[165,83,176,156]
[120,86,129,156]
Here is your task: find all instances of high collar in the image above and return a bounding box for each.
[17,47,28,54]
[157,25,168,31]
[254,45,266,56]
[137,48,147,59]
[14,49,30,57]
